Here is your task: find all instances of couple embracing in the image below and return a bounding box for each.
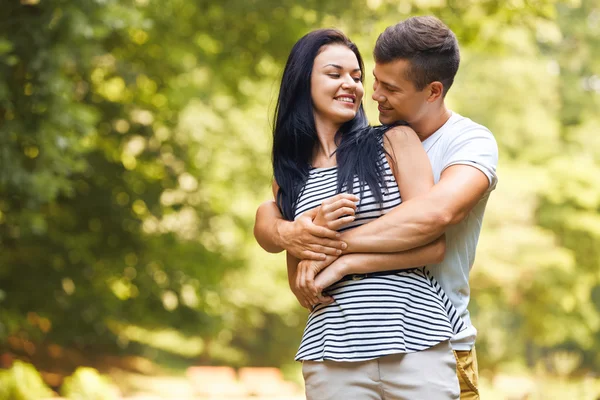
[254,16,498,400]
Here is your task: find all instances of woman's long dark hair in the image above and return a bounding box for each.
[273,29,395,221]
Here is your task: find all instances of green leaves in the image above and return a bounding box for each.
[1,0,599,375]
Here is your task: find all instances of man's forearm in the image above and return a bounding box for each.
[342,194,450,253]
[342,164,491,254]
[254,200,287,253]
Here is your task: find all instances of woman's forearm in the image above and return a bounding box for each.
[344,236,446,274]
[313,235,445,293]
[341,235,445,275]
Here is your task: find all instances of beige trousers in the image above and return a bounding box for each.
[302,340,459,400]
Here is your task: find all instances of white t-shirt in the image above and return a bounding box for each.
[422,111,499,351]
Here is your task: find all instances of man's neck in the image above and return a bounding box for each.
[410,106,452,142]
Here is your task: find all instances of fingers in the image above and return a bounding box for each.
[296,282,313,309]
[328,206,356,220]
[321,193,359,207]
[297,297,311,309]
[320,201,357,225]
[303,207,319,218]
[298,233,346,260]
[300,250,327,261]
[302,294,317,308]
[308,244,341,256]
[301,234,348,261]
[327,216,356,230]
[297,262,320,307]
[317,293,334,305]
[294,275,334,309]
[318,238,347,250]
[318,198,357,229]
[310,225,340,239]
[302,274,319,306]
[321,199,358,215]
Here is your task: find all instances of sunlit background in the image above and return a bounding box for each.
[1,0,600,399]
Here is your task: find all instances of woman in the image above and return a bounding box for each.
[272,29,463,399]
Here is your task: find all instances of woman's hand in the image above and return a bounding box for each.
[295,255,338,307]
[289,279,327,310]
[313,193,359,230]
[313,256,351,295]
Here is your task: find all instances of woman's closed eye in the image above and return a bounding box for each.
[327,73,361,83]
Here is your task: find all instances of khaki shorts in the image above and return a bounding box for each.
[454,347,479,400]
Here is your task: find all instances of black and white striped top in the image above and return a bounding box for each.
[294,151,466,362]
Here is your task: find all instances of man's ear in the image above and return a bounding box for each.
[427,81,444,102]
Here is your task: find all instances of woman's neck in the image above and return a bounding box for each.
[312,115,341,168]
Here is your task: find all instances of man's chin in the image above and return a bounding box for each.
[378,114,396,125]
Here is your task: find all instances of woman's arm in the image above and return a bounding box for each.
[383,125,435,202]
[287,252,333,308]
[313,235,445,294]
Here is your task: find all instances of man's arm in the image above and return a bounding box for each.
[343,122,498,254]
[338,124,446,254]
[342,164,491,253]
[253,191,355,260]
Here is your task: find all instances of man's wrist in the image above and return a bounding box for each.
[274,218,290,250]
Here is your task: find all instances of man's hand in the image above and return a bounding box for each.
[277,203,352,261]
[294,255,337,307]
[280,193,359,260]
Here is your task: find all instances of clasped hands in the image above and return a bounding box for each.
[282,194,359,309]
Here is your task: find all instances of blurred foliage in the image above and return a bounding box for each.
[0,0,599,380]
[0,361,53,400]
[61,367,118,400]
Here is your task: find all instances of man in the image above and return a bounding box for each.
[254,16,498,400]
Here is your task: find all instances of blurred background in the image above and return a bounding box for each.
[1,0,599,399]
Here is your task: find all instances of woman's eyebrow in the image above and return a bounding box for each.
[323,64,361,73]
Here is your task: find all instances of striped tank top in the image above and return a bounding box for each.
[294,151,465,362]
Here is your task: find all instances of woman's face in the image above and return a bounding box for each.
[310,44,364,127]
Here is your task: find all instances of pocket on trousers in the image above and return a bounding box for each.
[454,350,479,396]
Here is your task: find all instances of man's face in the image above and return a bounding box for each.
[372,59,429,125]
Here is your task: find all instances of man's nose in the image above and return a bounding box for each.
[371,82,384,102]
[372,90,385,102]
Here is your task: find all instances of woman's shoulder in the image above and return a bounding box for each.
[381,123,419,148]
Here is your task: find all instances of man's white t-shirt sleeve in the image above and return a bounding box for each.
[442,127,499,192]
